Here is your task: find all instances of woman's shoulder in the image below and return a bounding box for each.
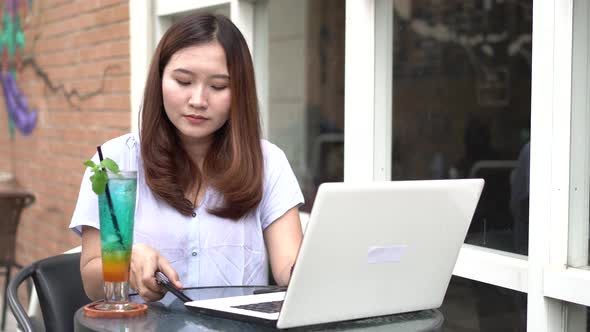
[97,133,140,161]
[260,139,288,161]
[101,133,138,149]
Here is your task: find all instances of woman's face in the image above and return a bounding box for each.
[162,41,231,144]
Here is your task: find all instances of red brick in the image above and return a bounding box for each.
[40,0,75,10]
[79,40,129,61]
[43,96,75,112]
[44,110,131,129]
[30,65,79,82]
[102,94,130,111]
[43,2,82,24]
[92,3,129,27]
[78,0,127,13]
[102,77,130,93]
[76,22,129,47]
[53,76,130,96]
[7,0,131,264]
[77,58,130,77]
[37,35,77,53]
[36,49,80,67]
[42,16,82,38]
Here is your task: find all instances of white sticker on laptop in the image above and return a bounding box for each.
[367,245,407,264]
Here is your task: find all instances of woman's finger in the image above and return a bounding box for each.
[157,255,183,289]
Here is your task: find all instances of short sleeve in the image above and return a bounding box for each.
[259,141,305,229]
[69,153,101,235]
[69,133,139,236]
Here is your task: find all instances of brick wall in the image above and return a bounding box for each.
[0,0,130,266]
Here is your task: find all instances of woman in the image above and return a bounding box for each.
[69,13,304,302]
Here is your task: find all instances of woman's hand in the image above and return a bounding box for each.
[130,243,182,302]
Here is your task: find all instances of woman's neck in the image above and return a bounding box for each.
[180,135,212,169]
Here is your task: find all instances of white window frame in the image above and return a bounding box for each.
[347,0,590,331]
[349,0,533,296]
[567,0,590,269]
[131,0,590,330]
[533,0,590,330]
[527,1,573,330]
[543,0,590,317]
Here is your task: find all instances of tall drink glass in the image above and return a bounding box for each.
[96,171,137,311]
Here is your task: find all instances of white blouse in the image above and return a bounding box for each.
[69,133,304,287]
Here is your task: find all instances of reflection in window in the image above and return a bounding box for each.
[441,276,527,331]
[391,1,532,255]
[565,303,590,331]
[266,0,344,212]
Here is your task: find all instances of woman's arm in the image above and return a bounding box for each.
[80,226,106,300]
[80,226,182,302]
[263,207,303,286]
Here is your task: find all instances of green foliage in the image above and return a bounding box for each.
[84,158,121,195]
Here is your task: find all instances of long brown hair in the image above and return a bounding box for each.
[140,13,263,219]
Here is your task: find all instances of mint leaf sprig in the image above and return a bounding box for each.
[84,154,124,246]
[84,158,121,195]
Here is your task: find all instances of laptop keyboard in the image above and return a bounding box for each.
[231,300,284,314]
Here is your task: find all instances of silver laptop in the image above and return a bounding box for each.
[185,179,484,329]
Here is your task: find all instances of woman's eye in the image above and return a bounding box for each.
[175,79,191,86]
[211,85,227,91]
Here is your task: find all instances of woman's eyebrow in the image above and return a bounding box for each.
[172,68,194,75]
[171,69,229,80]
[209,74,230,80]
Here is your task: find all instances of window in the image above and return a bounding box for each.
[131,0,590,329]
[390,0,532,255]
[441,276,526,331]
[265,0,345,211]
[566,303,590,331]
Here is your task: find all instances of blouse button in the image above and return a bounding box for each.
[192,212,197,218]
[192,251,198,257]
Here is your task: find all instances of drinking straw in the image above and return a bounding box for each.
[97,146,123,245]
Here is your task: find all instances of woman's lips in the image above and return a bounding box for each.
[184,115,208,124]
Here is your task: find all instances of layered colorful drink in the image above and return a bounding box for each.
[97,171,136,310]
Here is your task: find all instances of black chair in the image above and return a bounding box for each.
[0,189,35,330]
[7,253,91,332]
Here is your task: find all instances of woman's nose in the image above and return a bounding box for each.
[188,87,208,109]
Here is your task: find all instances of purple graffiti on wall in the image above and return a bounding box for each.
[1,0,37,136]
[1,72,36,135]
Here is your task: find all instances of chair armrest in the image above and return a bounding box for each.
[7,264,35,332]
